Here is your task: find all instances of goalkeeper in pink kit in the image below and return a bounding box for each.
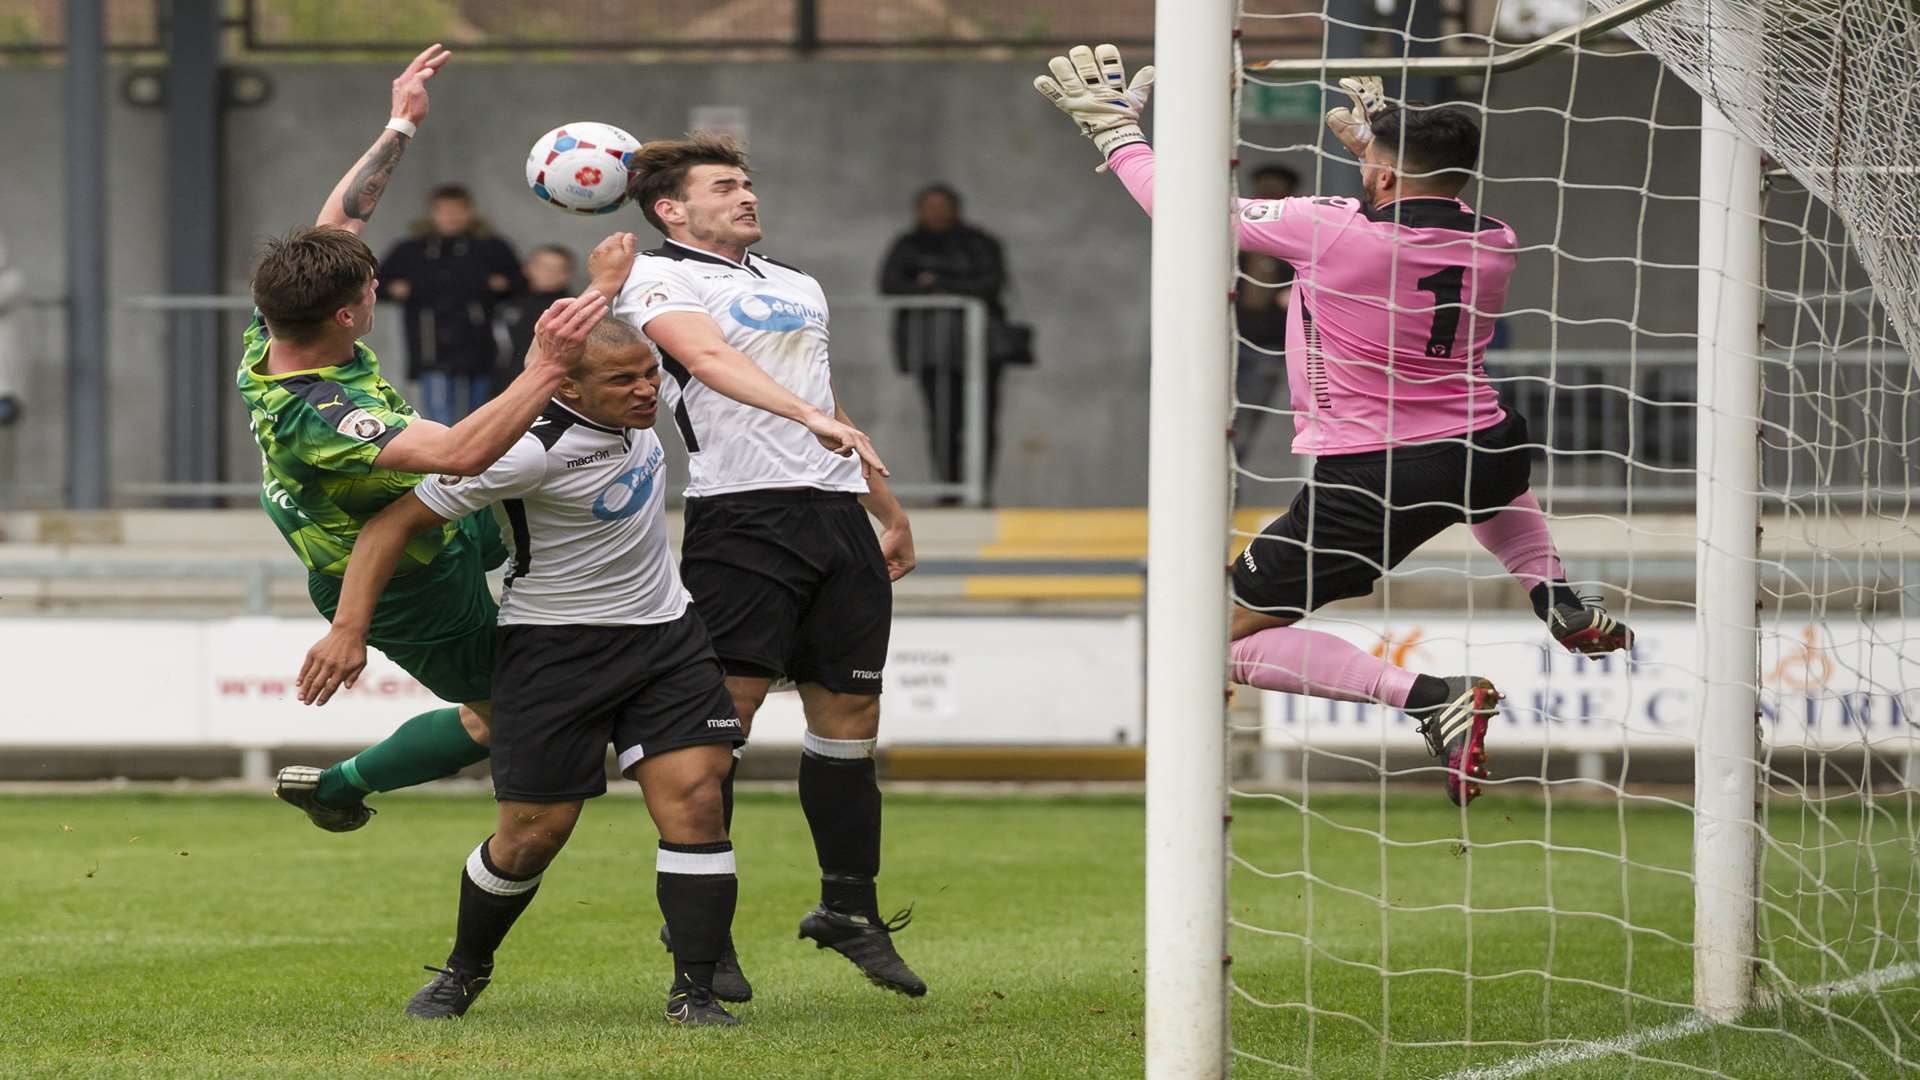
[1038,45,1633,806]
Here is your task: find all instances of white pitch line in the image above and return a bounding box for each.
[1439,961,1920,1080]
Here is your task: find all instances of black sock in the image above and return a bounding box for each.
[1405,674,1452,713]
[797,737,882,918]
[657,841,738,992]
[722,752,740,835]
[1529,580,1584,621]
[449,836,542,973]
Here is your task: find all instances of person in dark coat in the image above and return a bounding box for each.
[878,184,1010,504]
[378,184,525,422]
[1234,164,1300,462]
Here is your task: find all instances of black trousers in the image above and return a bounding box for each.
[915,360,1004,501]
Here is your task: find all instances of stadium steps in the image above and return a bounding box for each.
[3,507,1908,616]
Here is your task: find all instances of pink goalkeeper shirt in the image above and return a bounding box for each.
[1108,143,1516,455]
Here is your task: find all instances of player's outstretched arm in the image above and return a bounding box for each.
[642,310,890,478]
[373,288,607,476]
[297,492,449,706]
[1034,44,1155,164]
[838,395,915,580]
[313,44,450,234]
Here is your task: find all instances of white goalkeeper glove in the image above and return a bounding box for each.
[1034,43,1156,161]
[1324,76,1385,156]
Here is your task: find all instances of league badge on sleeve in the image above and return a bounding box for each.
[336,408,388,442]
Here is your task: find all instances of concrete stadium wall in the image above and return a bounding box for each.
[0,52,1704,509]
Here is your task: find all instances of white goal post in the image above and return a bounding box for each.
[1142,0,1859,1074]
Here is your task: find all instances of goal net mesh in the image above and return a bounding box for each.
[1225,1,1920,1075]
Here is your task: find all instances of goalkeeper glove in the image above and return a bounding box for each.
[1324,76,1385,156]
[1034,43,1156,160]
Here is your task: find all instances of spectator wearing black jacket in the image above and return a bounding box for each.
[879,184,1010,503]
[1234,164,1300,462]
[378,184,525,423]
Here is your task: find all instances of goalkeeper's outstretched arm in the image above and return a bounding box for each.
[1034,43,1316,262]
[313,44,450,234]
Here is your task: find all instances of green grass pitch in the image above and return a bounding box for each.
[4,790,1916,1077]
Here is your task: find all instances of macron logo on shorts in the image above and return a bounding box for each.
[706,717,742,729]
[851,669,883,681]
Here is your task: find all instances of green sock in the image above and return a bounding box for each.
[314,707,488,806]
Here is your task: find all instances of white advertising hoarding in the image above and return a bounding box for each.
[1258,616,1920,753]
[0,615,1143,749]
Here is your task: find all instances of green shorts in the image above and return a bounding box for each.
[307,511,502,705]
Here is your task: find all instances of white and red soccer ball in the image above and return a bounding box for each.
[525,122,642,215]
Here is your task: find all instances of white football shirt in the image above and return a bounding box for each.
[613,239,867,498]
[413,400,690,626]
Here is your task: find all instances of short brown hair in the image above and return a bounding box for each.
[624,132,750,235]
[250,226,378,343]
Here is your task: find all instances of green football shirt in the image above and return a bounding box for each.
[235,313,455,578]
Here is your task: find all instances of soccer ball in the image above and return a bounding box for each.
[525,122,642,215]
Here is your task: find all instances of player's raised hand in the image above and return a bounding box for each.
[1034,43,1155,160]
[804,411,889,479]
[1325,75,1384,156]
[390,43,451,126]
[298,627,368,707]
[524,287,610,378]
[587,231,640,300]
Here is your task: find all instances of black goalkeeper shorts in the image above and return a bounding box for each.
[489,611,742,803]
[1232,411,1536,618]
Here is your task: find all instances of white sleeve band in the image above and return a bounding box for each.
[385,117,417,138]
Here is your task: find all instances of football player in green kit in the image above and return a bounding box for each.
[237,44,616,829]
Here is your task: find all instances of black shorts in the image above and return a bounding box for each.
[1233,412,1536,618]
[681,489,891,695]
[489,610,743,803]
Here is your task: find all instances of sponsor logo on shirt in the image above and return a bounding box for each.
[565,448,614,469]
[336,408,387,442]
[634,281,669,307]
[729,293,824,333]
[437,474,464,485]
[590,444,665,521]
[1241,200,1283,222]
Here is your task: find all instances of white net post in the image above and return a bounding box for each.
[1143,0,1236,1075]
[1691,100,1763,1021]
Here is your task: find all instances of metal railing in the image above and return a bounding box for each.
[42,292,993,508]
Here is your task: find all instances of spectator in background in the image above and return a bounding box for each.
[493,244,576,396]
[1248,162,1301,199]
[1234,163,1300,461]
[879,184,1010,504]
[378,184,524,423]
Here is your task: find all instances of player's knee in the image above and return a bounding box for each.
[492,802,579,874]
[803,688,880,741]
[458,703,491,746]
[656,769,728,843]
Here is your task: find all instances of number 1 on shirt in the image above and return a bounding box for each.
[1417,265,1466,358]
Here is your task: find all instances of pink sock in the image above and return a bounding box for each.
[1229,626,1421,708]
[1470,490,1566,591]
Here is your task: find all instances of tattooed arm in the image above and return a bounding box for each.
[314,44,451,234]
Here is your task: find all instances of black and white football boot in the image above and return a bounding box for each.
[273,765,374,833]
[1409,676,1502,807]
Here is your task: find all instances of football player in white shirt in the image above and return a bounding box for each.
[590,134,925,998]
[297,316,746,1027]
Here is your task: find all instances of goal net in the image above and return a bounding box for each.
[1145,0,1920,1076]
